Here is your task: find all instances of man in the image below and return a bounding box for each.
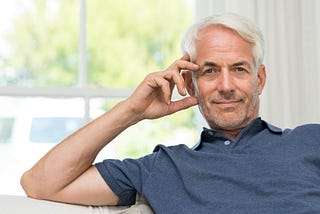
[11,13,320,213]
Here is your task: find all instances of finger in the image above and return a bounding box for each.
[151,76,172,104]
[180,53,190,61]
[172,59,199,73]
[167,96,199,114]
[162,64,197,99]
[168,58,199,95]
[165,71,186,97]
[179,53,199,70]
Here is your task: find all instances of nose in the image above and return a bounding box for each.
[217,71,235,94]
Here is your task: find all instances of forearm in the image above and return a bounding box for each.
[20,55,199,202]
[21,100,139,198]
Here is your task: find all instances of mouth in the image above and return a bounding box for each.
[213,100,242,109]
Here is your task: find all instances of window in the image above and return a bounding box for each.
[29,117,83,143]
[0,117,14,143]
[0,0,196,195]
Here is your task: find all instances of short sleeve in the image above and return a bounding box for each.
[95,153,156,206]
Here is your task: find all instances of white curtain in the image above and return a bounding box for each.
[194,0,320,128]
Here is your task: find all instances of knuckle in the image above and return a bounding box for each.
[146,71,160,78]
[174,59,181,64]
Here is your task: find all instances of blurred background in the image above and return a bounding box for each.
[0,0,319,195]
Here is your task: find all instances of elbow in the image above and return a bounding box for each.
[20,170,45,199]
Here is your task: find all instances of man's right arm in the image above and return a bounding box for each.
[20,100,140,205]
[20,54,199,206]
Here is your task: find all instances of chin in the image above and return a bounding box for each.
[207,113,250,130]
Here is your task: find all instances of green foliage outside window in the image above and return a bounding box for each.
[3,1,78,86]
[2,0,193,88]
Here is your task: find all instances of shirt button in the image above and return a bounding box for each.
[208,131,214,136]
[224,140,231,146]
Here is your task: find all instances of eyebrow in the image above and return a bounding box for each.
[202,61,219,67]
[199,62,220,71]
[201,60,252,68]
[232,61,251,68]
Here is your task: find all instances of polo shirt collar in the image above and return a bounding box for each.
[192,117,282,150]
[262,120,282,133]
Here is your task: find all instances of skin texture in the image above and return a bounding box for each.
[184,25,266,140]
[20,25,266,206]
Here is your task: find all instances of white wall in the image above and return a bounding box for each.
[195,0,320,128]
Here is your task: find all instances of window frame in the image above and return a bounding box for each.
[0,0,133,123]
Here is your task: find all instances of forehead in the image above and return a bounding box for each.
[194,25,254,66]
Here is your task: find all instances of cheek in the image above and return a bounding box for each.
[236,78,257,95]
[194,78,212,95]
[195,84,214,111]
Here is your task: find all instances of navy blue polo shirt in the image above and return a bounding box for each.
[95,118,320,213]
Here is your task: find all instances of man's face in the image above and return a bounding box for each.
[191,25,266,133]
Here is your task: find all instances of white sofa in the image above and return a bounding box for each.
[0,194,153,214]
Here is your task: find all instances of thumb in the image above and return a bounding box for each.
[167,96,198,115]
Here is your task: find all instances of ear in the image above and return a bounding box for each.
[257,64,266,95]
[182,71,196,96]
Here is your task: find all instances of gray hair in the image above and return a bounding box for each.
[181,13,264,68]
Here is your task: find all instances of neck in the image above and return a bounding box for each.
[209,117,258,141]
[218,128,243,141]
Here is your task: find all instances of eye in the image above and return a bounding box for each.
[233,67,247,73]
[204,68,214,74]
[203,68,219,74]
[197,66,220,79]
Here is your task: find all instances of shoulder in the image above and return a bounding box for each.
[151,144,195,163]
[153,144,192,153]
[283,123,320,141]
[285,123,320,133]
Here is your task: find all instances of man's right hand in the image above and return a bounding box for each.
[125,54,199,122]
